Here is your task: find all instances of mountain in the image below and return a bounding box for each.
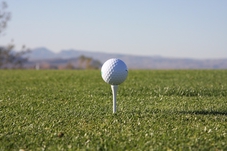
[27,47,227,69]
[28,47,57,60]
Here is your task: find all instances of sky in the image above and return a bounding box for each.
[1,0,227,59]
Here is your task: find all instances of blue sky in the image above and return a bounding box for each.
[1,0,227,59]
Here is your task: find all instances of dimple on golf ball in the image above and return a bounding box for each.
[101,58,128,85]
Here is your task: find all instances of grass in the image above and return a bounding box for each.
[0,70,227,150]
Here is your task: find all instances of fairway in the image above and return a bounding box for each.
[0,70,227,150]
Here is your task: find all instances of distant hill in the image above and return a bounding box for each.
[28,47,57,60]
[27,47,227,69]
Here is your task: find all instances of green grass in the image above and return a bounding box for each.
[0,70,227,150]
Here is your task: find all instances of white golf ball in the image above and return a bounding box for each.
[101,58,128,85]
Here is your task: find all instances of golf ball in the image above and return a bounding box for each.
[101,58,128,85]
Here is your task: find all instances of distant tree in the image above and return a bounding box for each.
[0,1,10,35]
[90,59,102,69]
[0,1,29,69]
[65,62,75,69]
[0,44,29,69]
[78,55,101,69]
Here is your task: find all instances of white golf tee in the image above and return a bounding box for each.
[111,85,118,113]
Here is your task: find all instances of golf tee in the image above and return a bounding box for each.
[111,85,118,113]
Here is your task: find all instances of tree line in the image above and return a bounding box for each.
[0,1,29,69]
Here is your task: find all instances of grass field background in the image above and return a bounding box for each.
[0,70,227,150]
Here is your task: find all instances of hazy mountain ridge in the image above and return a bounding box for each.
[27,47,227,69]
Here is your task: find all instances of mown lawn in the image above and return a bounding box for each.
[0,70,227,150]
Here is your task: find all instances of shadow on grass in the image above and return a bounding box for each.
[179,110,227,116]
[120,109,227,116]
